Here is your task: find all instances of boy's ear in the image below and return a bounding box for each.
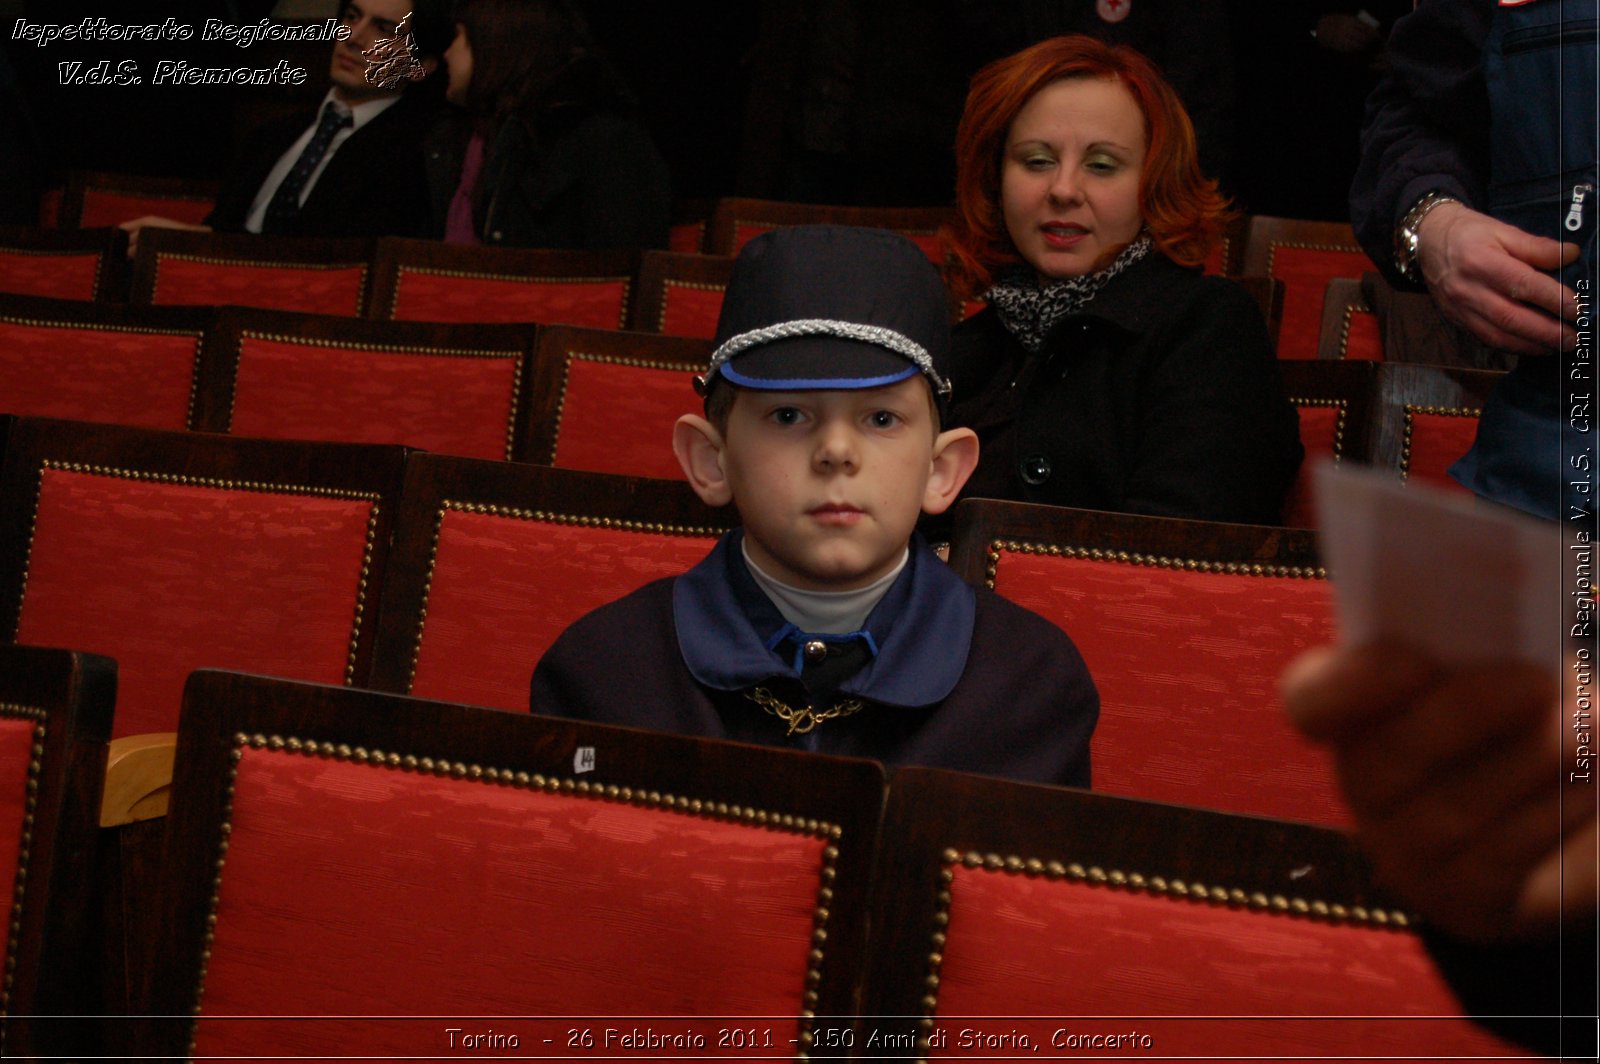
[672,414,733,507]
[922,427,979,515]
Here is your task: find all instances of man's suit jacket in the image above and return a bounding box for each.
[207,92,436,238]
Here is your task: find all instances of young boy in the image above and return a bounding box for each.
[530,225,1097,786]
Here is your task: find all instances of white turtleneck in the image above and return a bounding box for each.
[742,541,909,634]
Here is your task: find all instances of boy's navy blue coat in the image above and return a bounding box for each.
[530,531,1098,787]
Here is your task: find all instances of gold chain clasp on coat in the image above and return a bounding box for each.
[745,687,864,736]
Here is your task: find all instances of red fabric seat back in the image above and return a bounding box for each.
[0,315,202,429]
[551,355,700,479]
[987,545,1345,825]
[1267,244,1374,360]
[148,256,368,316]
[77,190,214,230]
[387,266,630,327]
[862,768,1528,1062]
[148,673,880,1058]
[405,507,719,708]
[668,219,706,253]
[0,710,41,974]
[0,249,104,301]
[1282,401,1348,528]
[0,646,114,1050]
[1367,365,1500,495]
[1317,278,1385,362]
[656,280,726,339]
[926,861,1527,1058]
[223,332,524,460]
[7,437,396,738]
[1401,407,1481,492]
[1342,305,1383,360]
[1279,360,1375,528]
[190,742,830,1055]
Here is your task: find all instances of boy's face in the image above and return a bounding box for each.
[699,377,969,591]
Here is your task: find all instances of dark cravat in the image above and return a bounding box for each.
[263,101,353,233]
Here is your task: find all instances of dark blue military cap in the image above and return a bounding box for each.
[698,225,953,409]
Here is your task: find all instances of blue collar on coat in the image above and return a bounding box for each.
[673,529,976,707]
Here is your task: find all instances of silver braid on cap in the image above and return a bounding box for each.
[707,318,951,397]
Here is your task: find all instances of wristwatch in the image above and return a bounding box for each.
[1393,191,1460,284]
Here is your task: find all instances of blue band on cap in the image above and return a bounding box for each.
[718,363,921,392]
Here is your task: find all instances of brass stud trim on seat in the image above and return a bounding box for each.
[13,461,382,688]
[548,351,697,464]
[187,732,842,1055]
[0,314,209,428]
[0,704,46,1027]
[390,266,631,328]
[912,847,1412,1063]
[153,253,369,315]
[1399,404,1481,481]
[404,502,720,693]
[983,539,1327,590]
[655,280,727,332]
[1286,397,1349,461]
[0,248,107,299]
[227,329,526,459]
[1263,240,1361,279]
[1337,305,1375,359]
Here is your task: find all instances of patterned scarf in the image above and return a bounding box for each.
[985,236,1153,353]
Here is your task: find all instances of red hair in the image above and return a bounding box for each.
[943,35,1231,298]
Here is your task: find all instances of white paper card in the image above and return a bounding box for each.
[1313,461,1561,667]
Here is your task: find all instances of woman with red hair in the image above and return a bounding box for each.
[943,36,1301,525]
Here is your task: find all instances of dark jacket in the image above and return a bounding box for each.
[944,253,1303,526]
[530,532,1098,788]
[206,92,435,238]
[1347,0,1594,519]
[423,63,670,250]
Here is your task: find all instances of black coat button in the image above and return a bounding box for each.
[1020,454,1052,485]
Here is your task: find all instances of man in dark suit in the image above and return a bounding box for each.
[121,0,449,249]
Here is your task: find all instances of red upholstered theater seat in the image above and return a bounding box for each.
[706,197,952,263]
[193,307,537,460]
[631,250,734,340]
[59,171,220,231]
[1241,216,1376,360]
[368,238,635,327]
[129,229,372,316]
[1319,277,1384,361]
[667,197,714,254]
[948,500,1346,826]
[669,219,707,253]
[368,454,734,711]
[1368,364,1504,494]
[139,671,880,1058]
[0,419,406,739]
[0,645,114,1060]
[0,296,209,430]
[0,226,125,302]
[1279,360,1377,529]
[861,767,1532,1060]
[1201,213,1248,276]
[518,325,711,478]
